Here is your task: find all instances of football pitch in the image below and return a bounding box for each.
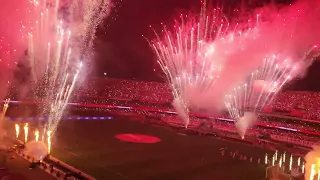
[39,117,269,180]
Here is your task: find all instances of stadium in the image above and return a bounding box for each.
[2,77,319,179]
[1,0,320,180]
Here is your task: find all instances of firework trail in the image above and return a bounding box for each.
[15,124,20,139]
[68,0,112,58]
[13,0,113,136]
[225,55,296,138]
[221,0,320,138]
[20,0,82,135]
[35,129,39,142]
[0,0,117,155]
[1,99,10,120]
[24,122,28,143]
[174,0,320,118]
[0,99,10,144]
[148,0,257,127]
[225,47,319,138]
[225,56,297,121]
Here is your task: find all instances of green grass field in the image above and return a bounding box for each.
[19,117,269,180]
[3,113,272,180]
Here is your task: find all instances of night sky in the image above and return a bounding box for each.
[92,0,319,91]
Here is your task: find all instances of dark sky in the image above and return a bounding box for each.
[91,0,319,91]
[94,0,202,80]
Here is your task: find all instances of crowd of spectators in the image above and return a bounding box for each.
[72,96,320,149]
[272,91,320,119]
[78,78,172,104]
[78,78,320,120]
[72,78,320,147]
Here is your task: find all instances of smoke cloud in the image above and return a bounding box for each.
[235,112,257,138]
[305,146,320,180]
[0,0,30,100]
[187,0,320,114]
[172,98,189,127]
[0,0,116,101]
[25,141,48,161]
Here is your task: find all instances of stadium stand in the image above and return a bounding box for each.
[77,78,320,120]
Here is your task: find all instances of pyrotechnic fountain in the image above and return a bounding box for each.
[148,0,258,127]
[289,154,293,171]
[265,150,305,179]
[1,99,10,120]
[47,130,52,154]
[265,153,268,164]
[10,0,113,155]
[24,0,84,135]
[225,47,319,138]
[1,4,108,176]
[298,157,301,167]
[0,98,10,143]
[15,124,20,139]
[279,156,283,168]
[225,55,295,138]
[35,129,39,142]
[2,3,115,176]
[305,146,320,180]
[148,0,320,132]
[24,123,28,143]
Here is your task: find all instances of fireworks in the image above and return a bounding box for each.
[148,0,257,127]
[7,0,113,156]
[224,46,319,137]
[46,61,83,133]
[272,155,275,166]
[221,1,320,135]
[265,153,268,164]
[14,0,113,138]
[47,130,52,154]
[279,156,283,168]
[225,55,297,121]
[15,124,20,139]
[310,164,316,180]
[68,0,112,55]
[35,129,39,142]
[305,146,320,180]
[152,0,320,131]
[224,55,296,137]
[21,1,81,135]
[1,99,9,120]
[265,151,302,175]
[289,154,293,171]
[24,122,28,143]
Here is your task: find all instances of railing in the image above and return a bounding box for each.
[14,139,96,180]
